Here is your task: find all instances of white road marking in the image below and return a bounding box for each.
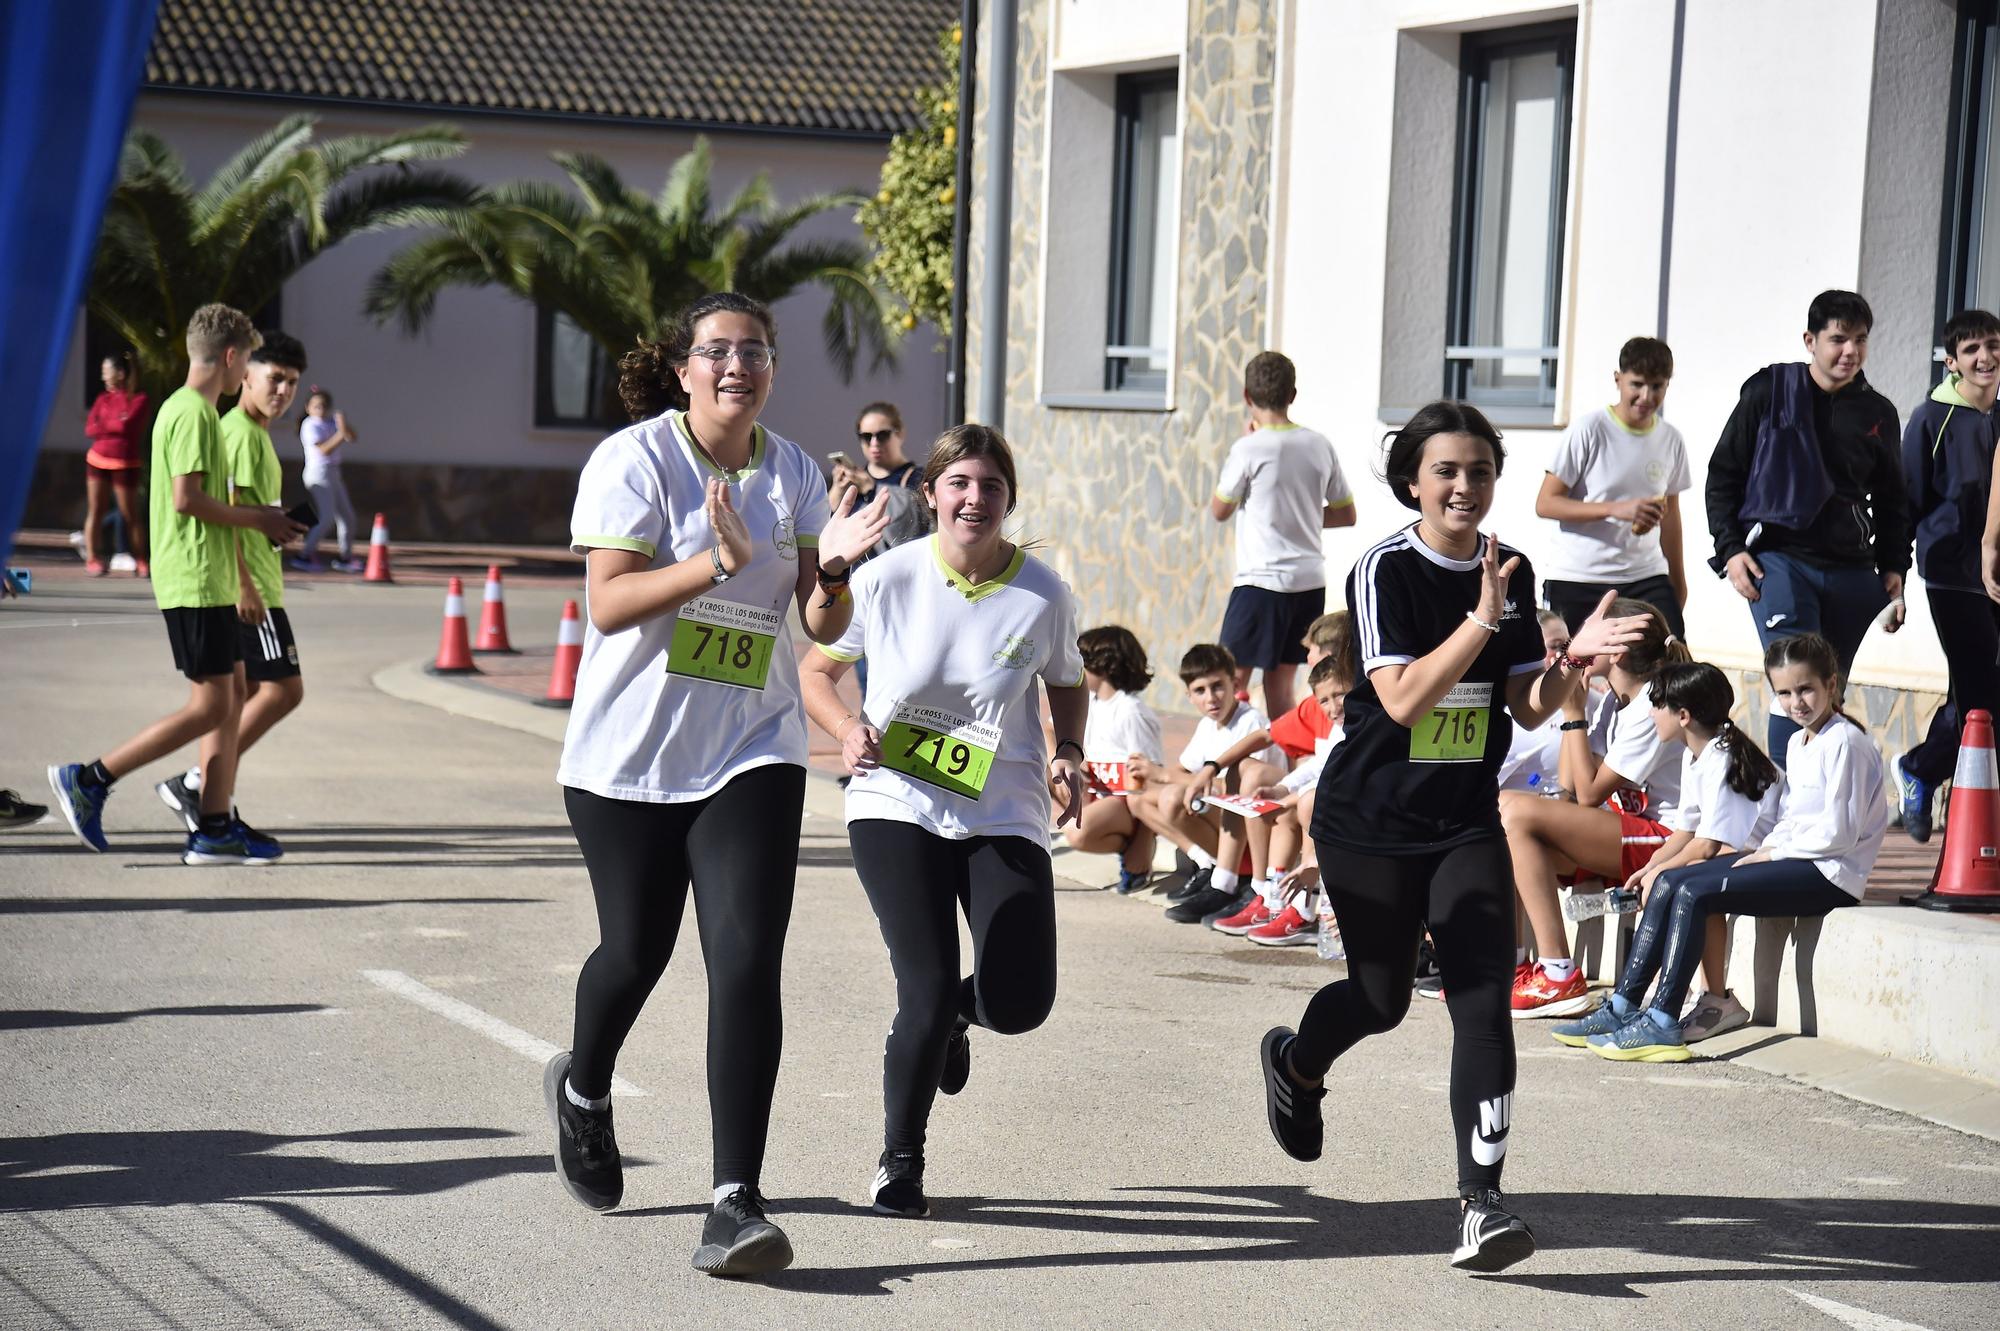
[1840,1176,1906,1187]
[361,969,646,1096]
[410,927,466,939]
[930,1239,975,1250]
[1786,1289,1936,1331]
[1945,1161,2000,1174]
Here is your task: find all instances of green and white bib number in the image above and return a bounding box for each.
[667,596,779,691]
[880,703,1001,799]
[1410,682,1491,764]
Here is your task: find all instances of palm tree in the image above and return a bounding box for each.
[365,138,899,417]
[88,115,479,401]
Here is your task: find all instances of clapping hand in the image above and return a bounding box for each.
[704,476,754,575]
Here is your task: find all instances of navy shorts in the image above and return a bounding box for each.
[161,606,242,680]
[1219,585,1324,671]
[239,607,301,682]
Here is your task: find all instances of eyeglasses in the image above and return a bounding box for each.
[857,428,897,445]
[689,344,773,372]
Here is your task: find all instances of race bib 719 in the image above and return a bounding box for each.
[880,703,1001,799]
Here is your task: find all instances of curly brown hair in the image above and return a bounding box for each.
[616,292,777,422]
[1078,625,1153,693]
[1243,350,1297,411]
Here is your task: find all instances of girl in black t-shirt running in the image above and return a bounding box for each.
[1258,401,1648,1272]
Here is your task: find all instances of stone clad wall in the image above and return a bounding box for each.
[967,0,1279,711]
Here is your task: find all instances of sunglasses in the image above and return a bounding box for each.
[857,428,896,445]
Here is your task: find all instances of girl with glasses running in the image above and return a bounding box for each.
[1257,400,1648,1272]
[545,292,889,1279]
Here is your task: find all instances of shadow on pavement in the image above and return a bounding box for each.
[0,1003,326,1031]
[252,1198,511,1331]
[0,1126,541,1213]
[0,896,543,915]
[619,1185,2000,1296]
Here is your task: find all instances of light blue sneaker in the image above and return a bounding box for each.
[1895,754,1935,844]
[182,819,282,866]
[1551,996,1631,1048]
[45,764,109,852]
[1590,1009,1691,1063]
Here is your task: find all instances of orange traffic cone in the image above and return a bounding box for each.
[426,576,480,676]
[474,564,517,653]
[537,599,583,708]
[363,513,395,583]
[1906,708,2000,912]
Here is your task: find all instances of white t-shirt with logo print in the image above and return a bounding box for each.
[558,410,828,802]
[1601,692,1685,824]
[823,536,1085,847]
[1543,406,1691,583]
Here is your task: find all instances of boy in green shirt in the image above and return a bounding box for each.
[157,333,309,830]
[47,304,306,865]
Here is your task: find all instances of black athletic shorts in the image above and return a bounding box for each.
[161,605,242,680]
[1219,584,1324,671]
[240,607,301,682]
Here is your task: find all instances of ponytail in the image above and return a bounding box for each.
[1715,718,1782,802]
[1609,598,1693,677]
[1647,661,1780,801]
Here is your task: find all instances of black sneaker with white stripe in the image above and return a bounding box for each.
[1259,1026,1325,1162]
[939,1021,971,1096]
[1451,1187,1536,1272]
[870,1149,929,1218]
[155,772,201,833]
[694,1186,794,1276]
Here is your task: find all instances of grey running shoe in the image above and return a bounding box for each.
[1550,998,1626,1048]
[543,1052,622,1211]
[693,1187,793,1277]
[1679,990,1750,1043]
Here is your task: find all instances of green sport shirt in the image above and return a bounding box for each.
[220,407,284,610]
[147,386,239,610]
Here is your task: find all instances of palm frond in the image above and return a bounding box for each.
[193,114,316,222]
[364,233,507,334]
[317,169,486,247]
[315,124,468,179]
[554,152,650,217]
[119,131,190,191]
[655,138,715,235]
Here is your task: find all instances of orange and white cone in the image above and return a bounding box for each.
[363,513,395,583]
[537,599,584,708]
[1907,708,2000,911]
[474,564,517,653]
[426,576,479,675]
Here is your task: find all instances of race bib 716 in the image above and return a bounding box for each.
[1410,681,1492,764]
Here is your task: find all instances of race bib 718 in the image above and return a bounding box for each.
[667,596,779,690]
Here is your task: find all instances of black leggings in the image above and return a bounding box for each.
[1615,852,1853,1016]
[1905,587,2000,786]
[564,764,805,1189]
[849,820,1058,1154]
[1293,837,1517,1193]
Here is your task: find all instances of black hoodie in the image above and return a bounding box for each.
[1705,365,1909,576]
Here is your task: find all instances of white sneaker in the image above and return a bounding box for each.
[1680,990,1750,1043]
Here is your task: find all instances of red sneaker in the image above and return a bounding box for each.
[1248,904,1315,946]
[1511,962,1591,1019]
[1212,897,1272,936]
[85,559,107,576]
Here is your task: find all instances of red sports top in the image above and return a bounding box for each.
[85,389,150,469]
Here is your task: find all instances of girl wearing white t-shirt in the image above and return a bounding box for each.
[1498,600,1691,1016]
[1064,625,1167,894]
[1552,662,1781,1050]
[547,293,888,1279]
[801,425,1088,1222]
[1581,634,1884,1062]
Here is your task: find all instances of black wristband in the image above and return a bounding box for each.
[1200,759,1221,772]
[1054,739,1083,762]
[1560,719,1589,732]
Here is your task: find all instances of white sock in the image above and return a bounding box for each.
[184,765,203,792]
[1212,868,1240,893]
[1542,957,1577,982]
[714,1182,750,1206]
[1188,846,1217,869]
[564,1078,609,1112]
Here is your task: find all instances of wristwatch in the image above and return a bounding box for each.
[1560,719,1589,732]
[710,545,731,585]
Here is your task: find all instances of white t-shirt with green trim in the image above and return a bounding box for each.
[1543,406,1691,583]
[1213,423,1352,592]
[558,410,828,803]
[823,536,1085,846]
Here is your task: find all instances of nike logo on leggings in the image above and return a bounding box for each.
[1470,1092,1512,1166]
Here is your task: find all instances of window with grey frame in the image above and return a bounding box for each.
[1106,71,1178,395]
[1936,0,2000,373]
[535,306,622,430]
[1445,23,1575,414]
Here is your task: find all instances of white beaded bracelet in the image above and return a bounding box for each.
[1465,610,1501,634]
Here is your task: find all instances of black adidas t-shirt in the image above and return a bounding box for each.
[1311,526,1544,854]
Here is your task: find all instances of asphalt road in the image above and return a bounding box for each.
[3,577,1997,1330]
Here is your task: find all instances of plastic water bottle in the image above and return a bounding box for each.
[1315,895,1343,960]
[1564,885,1641,922]
[1526,772,1569,801]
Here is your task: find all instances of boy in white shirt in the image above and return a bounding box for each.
[1130,644,1286,925]
[1212,351,1357,719]
[1535,337,1691,639]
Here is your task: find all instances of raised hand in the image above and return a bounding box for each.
[705,476,754,575]
[1477,534,1522,625]
[1568,589,1652,663]
[818,483,892,573]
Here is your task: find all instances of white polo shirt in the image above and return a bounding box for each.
[558,410,828,802]
[823,536,1085,847]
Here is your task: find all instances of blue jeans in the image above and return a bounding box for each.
[1745,552,1887,764]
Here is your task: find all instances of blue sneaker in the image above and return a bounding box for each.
[1895,754,1935,844]
[233,817,284,862]
[1551,996,1630,1048]
[1590,1009,1690,1063]
[182,819,282,866]
[45,764,109,852]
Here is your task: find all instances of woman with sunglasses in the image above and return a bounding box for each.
[545,291,889,1278]
[856,401,920,488]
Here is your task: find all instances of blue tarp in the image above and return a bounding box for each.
[0,0,158,569]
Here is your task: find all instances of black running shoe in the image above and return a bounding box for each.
[1166,884,1240,923]
[1451,1187,1536,1272]
[1162,865,1214,906]
[155,773,200,834]
[939,1021,970,1096]
[0,789,48,829]
[1259,1026,1324,1162]
[870,1149,930,1218]
[694,1186,794,1276]
[1200,887,1259,926]
[543,1051,622,1212]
